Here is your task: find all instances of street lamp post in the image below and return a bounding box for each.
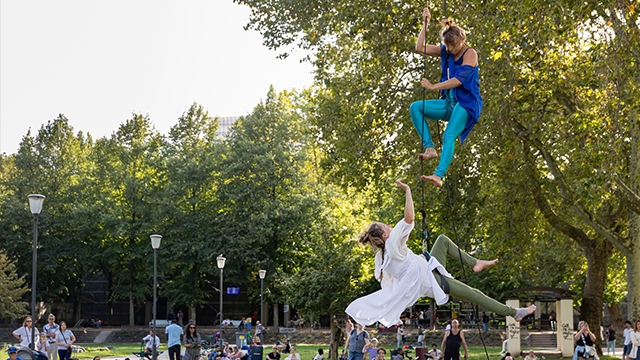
[150,235,162,360]
[258,270,266,326]
[217,255,226,346]
[28,194,45,350]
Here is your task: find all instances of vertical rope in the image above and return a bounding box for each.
[437,2,491,359]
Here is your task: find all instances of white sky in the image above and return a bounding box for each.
[0,0,314,155]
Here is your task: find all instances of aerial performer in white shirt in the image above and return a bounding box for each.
[345,179,536,326]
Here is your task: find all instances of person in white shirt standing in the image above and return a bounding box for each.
[55,321,75,360]
[13,317,39,348]
[43,314,60,360]
[624,321,634,360]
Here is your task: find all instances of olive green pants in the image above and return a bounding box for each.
[431,234,517,317]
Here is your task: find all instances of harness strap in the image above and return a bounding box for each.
[421,251,450,294]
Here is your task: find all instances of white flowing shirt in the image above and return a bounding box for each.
[346,220,452,326]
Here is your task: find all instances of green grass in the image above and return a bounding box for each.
[269,344,505,360]
[74,343,510,360]
[75,343,168,360]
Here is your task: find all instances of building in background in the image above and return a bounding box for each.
[217,116,239,138]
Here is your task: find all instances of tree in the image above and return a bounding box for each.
[159,103,220,322]
[0,115,94,319]
[235,0,637,341]
[90,114,164,325]
[0,250,29,319]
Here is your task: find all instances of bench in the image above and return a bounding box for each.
[148,320,170,327]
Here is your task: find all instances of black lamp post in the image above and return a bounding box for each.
[150,235,162,360]
[258,270,266,326]
[28,194,45,350]
[217,255,226,346]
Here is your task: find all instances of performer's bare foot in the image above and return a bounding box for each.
[514,305,536,321]
[421,174,443,187]
[473,259,498,273]
[418,147,438,161]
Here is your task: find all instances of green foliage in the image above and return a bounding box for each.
[0,250,29,319]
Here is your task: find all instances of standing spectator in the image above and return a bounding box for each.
[183,324,202,360]
[13,317,39,349]
[313,349,325,360]
[366,338,379,360]
[630,320,640,360]
[624,321,634,360]
[255,321,266,345]
[167,310,176,325]
[606,325,616,355]
[266,347,281,360]
[246,317,252,333]
[481,312,489,333]
[214,330,225,346]
[285,347,301,360]
[441,320,467,360]
[43,314,60,360]
[166,318,184,360]
[572,321,596,360]
[177,311,184,327]
[142,330,160,359]
[548,310,556,331]
[499,331,509,356]
[397,324,404,349]
[344,323,370,360]
[346,319,354,335]
[330,320,344,360]
[418,326,425,347]
[55,321,75,360]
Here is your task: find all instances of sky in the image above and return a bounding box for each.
[0,0,314,155]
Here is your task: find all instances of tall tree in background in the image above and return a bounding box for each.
[91,114,164,325]
[0,115,93,319]
[214,87,322,314]
[0,250,29,319]
[160,103,220,322]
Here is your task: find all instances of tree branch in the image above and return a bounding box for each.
[522,145,594,250]
[612,176,640,215]
[510,118,631,252]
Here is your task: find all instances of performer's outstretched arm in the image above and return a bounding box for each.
[396,179,414,224]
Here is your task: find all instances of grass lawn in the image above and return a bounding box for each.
[75,343,168,360]
[74,343,509,360]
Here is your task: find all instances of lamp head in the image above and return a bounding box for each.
[150,234,162,249]
[27,194,46,215]
[217,255,226,269]
[258,270,266,279]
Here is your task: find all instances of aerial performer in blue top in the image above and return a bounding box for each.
[411,7,483,188]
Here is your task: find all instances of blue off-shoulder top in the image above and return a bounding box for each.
[439,44,483,144]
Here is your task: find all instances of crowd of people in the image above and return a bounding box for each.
[12,314,76,360]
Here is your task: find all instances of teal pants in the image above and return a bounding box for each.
[431,235,518,317]
[410,95,468,178]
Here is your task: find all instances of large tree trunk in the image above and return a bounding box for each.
[608,303,623,331]
[129,294,135,325]
[629,108,640,322]
[274,303,280,328]
[580,242,612,355]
